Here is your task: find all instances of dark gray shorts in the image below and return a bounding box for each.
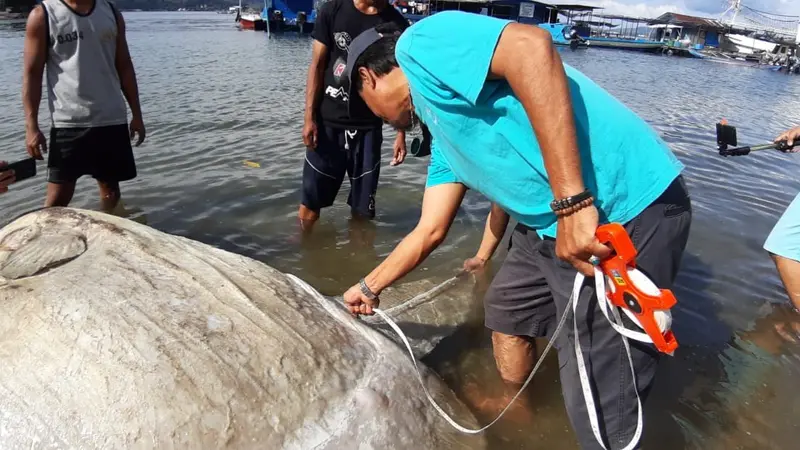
[484,176,691,449]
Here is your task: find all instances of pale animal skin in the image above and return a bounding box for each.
[0,208,486,450]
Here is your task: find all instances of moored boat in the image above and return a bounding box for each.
[583,36,664,51]
[236,0,268,31]
[538,23,590,49]
[264,0,316,34]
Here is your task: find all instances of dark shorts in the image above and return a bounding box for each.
[47,124,137,185]
[485,176,692,449]
[302,126,382,218]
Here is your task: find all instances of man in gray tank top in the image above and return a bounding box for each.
[23,0,145,211]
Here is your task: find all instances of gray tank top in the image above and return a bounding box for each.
[41,0,128,128]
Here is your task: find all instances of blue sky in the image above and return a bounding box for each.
[575,0,800,18]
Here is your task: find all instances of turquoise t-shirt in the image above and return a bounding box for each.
[396,11,684,238]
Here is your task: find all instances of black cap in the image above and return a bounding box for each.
[344,27,389,118]
[344,26,432,158]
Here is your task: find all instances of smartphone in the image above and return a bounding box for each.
[4,158,37,183]
[716,122,737,150]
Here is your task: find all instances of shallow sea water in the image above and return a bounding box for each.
[2,12,800,449]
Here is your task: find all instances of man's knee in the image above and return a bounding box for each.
[491,331,536,385]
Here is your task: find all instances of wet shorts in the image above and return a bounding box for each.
[764,192,800,262]
[47,124,137,184]
[484,176,692,449]
[302,126,383,218]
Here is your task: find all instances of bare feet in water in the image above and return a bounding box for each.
[461,381,535,425]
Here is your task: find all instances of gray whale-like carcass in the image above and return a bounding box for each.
[0,208,486,449]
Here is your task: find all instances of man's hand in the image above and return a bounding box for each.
[391,132,407,166]
[25,125,47,160]
[342,183,467,317]
[776,126,800,152]
[343,283,378,316]
[555,205,612,276]
[130,115,146,147]
[303,119,318,149]
[0,161,15,194]
[463,256,487,273]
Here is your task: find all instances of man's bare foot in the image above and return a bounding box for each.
[461,380,535,425]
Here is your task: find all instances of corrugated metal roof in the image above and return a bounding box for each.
[649,12,725,29]
[546,3,599,12]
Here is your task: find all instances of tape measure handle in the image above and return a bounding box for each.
[595,223,637,266]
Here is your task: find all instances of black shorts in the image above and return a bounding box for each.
[302,126,382,218]
[484,176,692,449]
[47,124,137,184]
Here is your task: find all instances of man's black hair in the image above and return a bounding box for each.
[351,22,403,93]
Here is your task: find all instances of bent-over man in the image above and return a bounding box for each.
[341,13,692,449]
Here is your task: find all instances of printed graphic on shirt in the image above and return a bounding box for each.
[333,57,347,80]
[56,30,84,44]
[325,86,349,101]
[334,31,351,51]
[311,0,409,128]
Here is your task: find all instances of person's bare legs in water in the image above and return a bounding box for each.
[298,204,320,233]
[45,180,122,212]
[460,204,537,421]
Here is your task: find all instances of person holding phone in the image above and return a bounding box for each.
[23,0,145,211]
[0,162,15,195]
[764,126,800,311]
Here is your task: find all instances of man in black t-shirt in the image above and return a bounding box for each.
[300,0,409,231]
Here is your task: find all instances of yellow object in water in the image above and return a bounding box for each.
[244,161,261,168]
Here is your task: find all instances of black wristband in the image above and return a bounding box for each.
[550,189,593,212]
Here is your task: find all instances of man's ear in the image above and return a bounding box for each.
[358,67,375,91]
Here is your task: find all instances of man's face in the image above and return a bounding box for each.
[357,67,417,131]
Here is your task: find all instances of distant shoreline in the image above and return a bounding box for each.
[0,11,26,20]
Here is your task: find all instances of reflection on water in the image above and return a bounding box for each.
[2,12,800,449]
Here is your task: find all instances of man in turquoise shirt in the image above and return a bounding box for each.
[341,12,692,448]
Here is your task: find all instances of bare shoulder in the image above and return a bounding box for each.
[25,4,46,31]
[110,2,126,26]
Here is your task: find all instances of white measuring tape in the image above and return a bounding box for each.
[287,267,672,447]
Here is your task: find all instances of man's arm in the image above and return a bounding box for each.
[489,23,610,275]
[22,6,48,159]
[489,24,581,200]
[465,203,510,271]
[343,182,467,315]
[303,40,328,148]
[114,10,145,146]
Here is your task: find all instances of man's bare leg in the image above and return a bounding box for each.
[492,332,537,406]
[298,204,320,233]
[771,254,800,311]
[97,180,121,212]
[463,331,537,422]
[45,181,76,207]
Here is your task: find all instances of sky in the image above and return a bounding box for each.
[570,0,800,19]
